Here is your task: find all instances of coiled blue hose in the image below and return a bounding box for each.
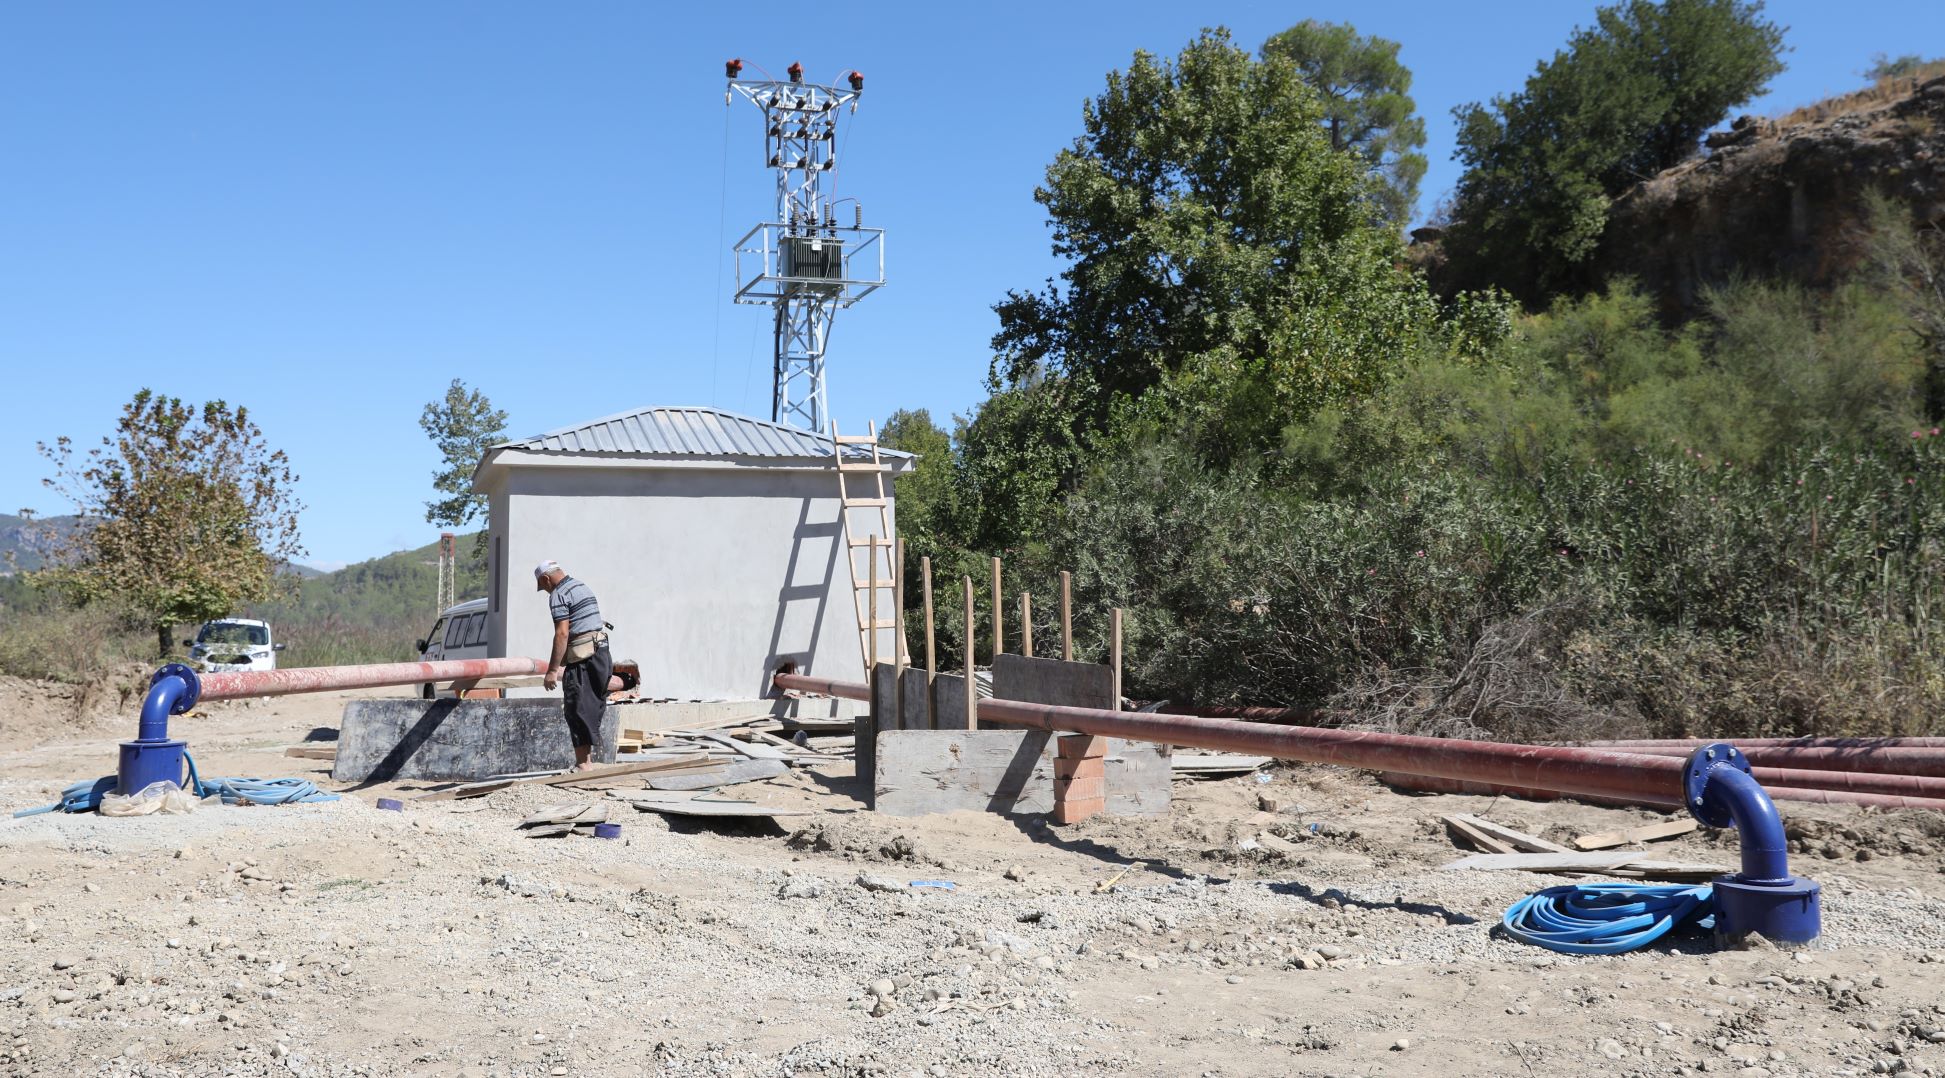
[1502,883,1716,954]
[185,753,339,807]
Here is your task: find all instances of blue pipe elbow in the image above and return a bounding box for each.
[118,664,200,796]
[1683,742,1821,947]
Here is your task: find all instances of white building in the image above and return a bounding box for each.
[472,406,912,701]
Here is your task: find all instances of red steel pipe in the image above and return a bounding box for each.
[199,657,549,700]
[1587,744,1945,778]
[1382,770,1945,812]
[777,672,1945,811]
[1587,737,1945,748]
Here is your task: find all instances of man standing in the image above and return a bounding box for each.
[535,560,611,772]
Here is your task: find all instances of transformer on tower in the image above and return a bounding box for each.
[724,59,885,433]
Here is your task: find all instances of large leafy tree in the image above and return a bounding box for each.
[1446,0,1786,300]
[419,378,508,537]
[991,28,1433,465]
[1262,20,1428,227]
[27,390,305,656]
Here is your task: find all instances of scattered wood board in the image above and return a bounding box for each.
[619,791,810,819]
[1572,818,1698,851]
[1171,754,1272,775]
[646,758,788,792]
[283,745,337,760]
[411,755,711,801]
[1440,851,1726,880]
[519,803,609,827]
[1443,813,1569,853]
[1442,815,1516,854]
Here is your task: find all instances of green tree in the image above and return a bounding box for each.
[1446,0,1786,300]
[991,28,1434,464]
[419,379,508,537]
[27,389,305,656]
[1262,19,1428,226]
[1865,53,1930,81]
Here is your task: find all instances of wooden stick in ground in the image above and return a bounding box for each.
[990,556,1003,658]
[963,575,978,731]
[1060,571,1072,661]
[1110,608,1123,708]
[922,555,937,730]
[1020,592,1033,658]
[894,537,906,730]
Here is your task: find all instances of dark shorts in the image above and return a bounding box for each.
[561,644,612,749]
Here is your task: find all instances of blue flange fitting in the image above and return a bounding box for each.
[1682,742,1821,947]
[117,663,201,796]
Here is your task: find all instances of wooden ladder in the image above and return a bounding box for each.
[832,421,904,670]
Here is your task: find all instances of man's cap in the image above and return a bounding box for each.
[533,559,561,578]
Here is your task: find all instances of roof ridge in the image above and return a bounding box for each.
[491,404,914,460]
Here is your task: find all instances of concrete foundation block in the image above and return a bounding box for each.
[333,698,619,783]
[991,654,1113,709]
[873,729,1169,818]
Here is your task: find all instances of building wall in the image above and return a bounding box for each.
[485,458,892,700]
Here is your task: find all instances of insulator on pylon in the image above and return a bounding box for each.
[854,205,862,229]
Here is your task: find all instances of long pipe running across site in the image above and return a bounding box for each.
[774,672,1945,811]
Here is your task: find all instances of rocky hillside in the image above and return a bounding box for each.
[1596,68,1945,315]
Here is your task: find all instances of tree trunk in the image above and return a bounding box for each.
[157,623,173,658]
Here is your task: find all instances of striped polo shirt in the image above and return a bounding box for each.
[548,576,605,634]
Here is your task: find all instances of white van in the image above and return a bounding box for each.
[416,598,489,697]
[186,618,284,672]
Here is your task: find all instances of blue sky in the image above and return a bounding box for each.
[3,2,1936,568]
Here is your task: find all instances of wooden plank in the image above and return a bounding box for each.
[411,755,711,801]
[1445,812,1571,853]
[833,433,878,444]
[1110,608,1123,708]
[1060,571,1072,662]
[921,555,937,731]
[1020,592,1033,659]
[620,791,812,819]
[1442,815,1516,854]
[1440,852,1727,876]
[645,758,788,791]
[284,745,337,760]
[963,576,978,731]
[991,556,1003,658]
[1572,818,1698,851]
[1171,754,1271,773]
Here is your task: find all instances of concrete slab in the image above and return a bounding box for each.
[333,699,620,783]
[873,730,1170,817]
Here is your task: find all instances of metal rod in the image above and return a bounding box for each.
[200,657,549,701]
[1381,770,1945,813]
[893,537,906,731]
[990,556,1003,658]
[1585,737,1945,749]
[1110,609,1122,709]
[962,576,977,731]
[922,555,936,730]
[1059,571,1072,662]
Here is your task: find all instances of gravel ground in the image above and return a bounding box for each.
[3,687,1944,1077]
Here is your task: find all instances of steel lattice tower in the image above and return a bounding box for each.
[726,61,884,432]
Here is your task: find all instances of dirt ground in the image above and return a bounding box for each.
[3,685,1944,1078]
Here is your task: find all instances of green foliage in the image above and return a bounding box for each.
[991,28,1433,465]
[1866,53,1931,81]
[1445,0,1787,300]
[25,390,306,656]
[419,378,508,539]
[1262,19,1428,226]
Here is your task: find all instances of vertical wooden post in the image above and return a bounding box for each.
[1020,592,1033,658]
[1059,571,1073,662]
[1110,607,1123,710]
[963,575,978,730]
[990,556,1003,658]
[921,555,936,730]
[867,541,879,670]
[893,538,906,730]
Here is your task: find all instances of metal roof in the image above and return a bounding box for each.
[496,406,914,461]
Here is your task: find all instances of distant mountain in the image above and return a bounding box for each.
[245,532,488,631]
[0,513,76,572]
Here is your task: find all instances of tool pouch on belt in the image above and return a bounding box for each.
[564,630,607,664]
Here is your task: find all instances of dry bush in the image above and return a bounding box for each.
[1330,603,1644,744]
[1772,61,1945,128]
